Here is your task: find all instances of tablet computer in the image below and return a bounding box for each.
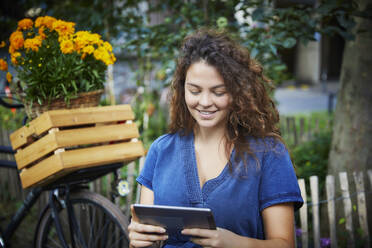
[133,204,216,232]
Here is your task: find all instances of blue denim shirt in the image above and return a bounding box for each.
[137,132,303,247]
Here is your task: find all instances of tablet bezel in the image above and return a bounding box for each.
[133,204,216,232]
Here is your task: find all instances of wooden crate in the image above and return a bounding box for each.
[10,105,145,188]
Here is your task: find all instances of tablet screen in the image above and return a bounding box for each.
[133,204,216,232]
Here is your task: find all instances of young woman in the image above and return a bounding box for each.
[128,29,303,248]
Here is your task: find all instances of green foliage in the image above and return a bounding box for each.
[0,106,25,131]
[291,130,332,192]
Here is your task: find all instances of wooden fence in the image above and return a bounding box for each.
[296,170,371,248]
[280,116,333,146]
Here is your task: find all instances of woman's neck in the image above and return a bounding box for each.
[194,125,226,146]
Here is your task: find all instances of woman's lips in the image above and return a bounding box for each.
[197,109,217,119]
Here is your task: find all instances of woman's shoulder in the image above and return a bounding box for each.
[249,136,287,154]
[149,132,185,151]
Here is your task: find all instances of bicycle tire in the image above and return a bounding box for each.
[35,190,130,248]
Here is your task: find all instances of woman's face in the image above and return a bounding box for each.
[184,61,232,131]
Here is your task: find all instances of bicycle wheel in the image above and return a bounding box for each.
[35,190,130,248]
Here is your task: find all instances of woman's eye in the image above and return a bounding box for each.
[214,91,226,96]
[189,90,200,95]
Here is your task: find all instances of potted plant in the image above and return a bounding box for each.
[2,16,116,119]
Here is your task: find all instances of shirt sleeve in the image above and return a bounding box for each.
[136,140,158,190]
[259,142,303,212]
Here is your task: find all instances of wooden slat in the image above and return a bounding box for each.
[353,171,370,247]
[298,178,308,248]
[10,105,134,149]
[310,176,320,248]
[339,172,355,248]
[15,123,139,169]
[20,141,144,188]
[9,113,51,150]
[326,175,338,248]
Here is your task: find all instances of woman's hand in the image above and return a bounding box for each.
[128,205,169,248]
[181,227,240,248]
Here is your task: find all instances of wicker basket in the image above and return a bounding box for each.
[23,90,104,120]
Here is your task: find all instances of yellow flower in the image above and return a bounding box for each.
[82,45,94,54]
[6,72,12,83]
[0,41,5,48]
[0,58,8,71]
[24,36,43,52]
[11,52,21,65]
[103,41,113,52]
[52,20,75,37]
[9,31,24,51]
[35,16,57,29]
[94,46,114,66]
[60,39,74,54]
[17,18,33,30]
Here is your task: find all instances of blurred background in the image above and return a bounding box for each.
[0,0,371,247]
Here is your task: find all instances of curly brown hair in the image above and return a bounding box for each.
[168,28,282,168]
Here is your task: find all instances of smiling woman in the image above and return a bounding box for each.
[128,29,303,248]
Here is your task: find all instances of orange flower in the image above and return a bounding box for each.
[0,58,8,71]
[38,26,46,39]
[35,16,57,29]
[9,31,24,51]
[6,72,12,83]
[24,36,43,52]
[52,20,75,37]
[0,41,5,48]
[17,18,33,30]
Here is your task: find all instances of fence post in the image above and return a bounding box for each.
[326,175,338,248]
[310,176,320,248]
[299,117,305,143]
[353,171,370,248]
[298,178,308,248]
[339,172,355,248]
[291,117,298,146]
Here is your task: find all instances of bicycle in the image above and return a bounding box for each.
[0,93,134,248]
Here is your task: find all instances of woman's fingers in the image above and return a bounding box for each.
[129,205,168,247]
[129,231,168,242]
[181,228,214,238]
[128,221,166,234]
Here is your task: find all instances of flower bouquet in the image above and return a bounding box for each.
[2,16,116,119]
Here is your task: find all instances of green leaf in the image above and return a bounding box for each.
[269,44,277,55]
[252,8,265,21]
[61,84,68,95]
[338,218,345,225]
[282,37,297,48]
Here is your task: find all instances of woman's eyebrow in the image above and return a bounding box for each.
[185,82,226,89]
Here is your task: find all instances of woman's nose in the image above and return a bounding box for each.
[199,92,212,107]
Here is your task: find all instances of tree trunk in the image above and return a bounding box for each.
[328,0,372,238]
